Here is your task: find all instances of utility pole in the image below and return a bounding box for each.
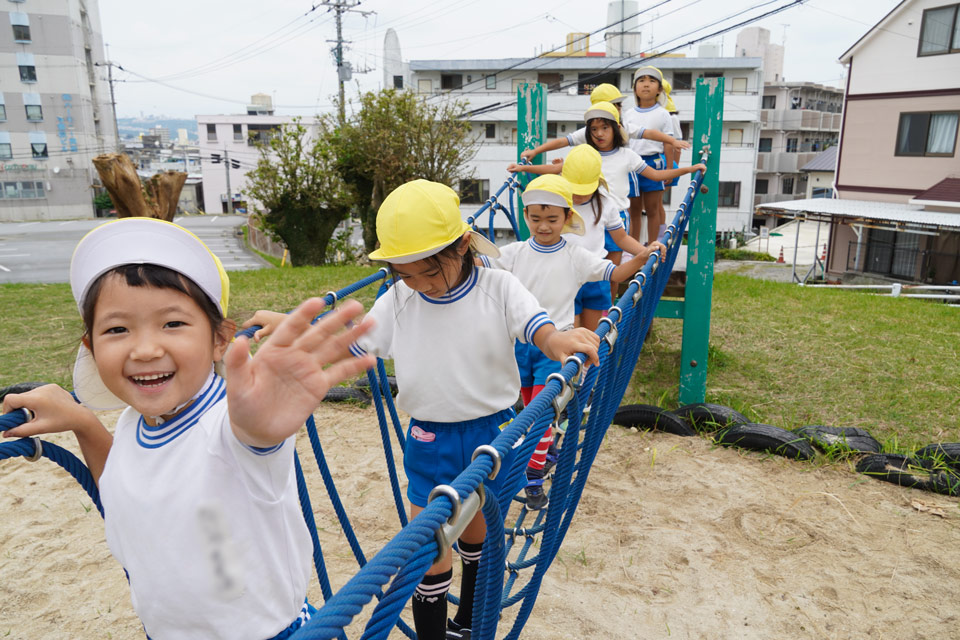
[95,50,122,151]
[224,148,233,214]
[320,0,375,124]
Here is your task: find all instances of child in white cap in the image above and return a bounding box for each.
[1,217,375,640]
[245,179,600,640]
[622,65,676,245]
[480,174,665,510]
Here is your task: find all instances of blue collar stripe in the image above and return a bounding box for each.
[634,105,659,113]
[419,267,479,305]
[529,238,566,253]
[245,441,284,456]
[136,375,225,448]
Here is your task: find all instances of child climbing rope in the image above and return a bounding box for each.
[479,174,667,510]
[246,179,600,640]
[622,65,676,246]
[0,217,375,640]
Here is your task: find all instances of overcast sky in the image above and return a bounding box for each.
[97,0,899,120]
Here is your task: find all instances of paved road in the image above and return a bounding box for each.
[0,215,269,285]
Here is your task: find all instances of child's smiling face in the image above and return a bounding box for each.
[525,204,570,246]
[88,274,228,424]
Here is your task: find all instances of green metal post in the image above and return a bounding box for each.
[678,77,724,405]
[515,82,546,240]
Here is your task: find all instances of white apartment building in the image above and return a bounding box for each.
[0,0,117,221]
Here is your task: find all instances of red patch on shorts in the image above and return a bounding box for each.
[410,425,436,442]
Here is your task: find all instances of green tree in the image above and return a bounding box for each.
[245,118,354,265]
[93,191,113,211]
[332,89,479,252]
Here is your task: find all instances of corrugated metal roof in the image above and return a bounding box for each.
[800,146,837,172]
[755,198,960,230]
[409,56,762,72]
[913,178,960,204]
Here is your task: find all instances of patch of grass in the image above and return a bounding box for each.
[715,248,776,261]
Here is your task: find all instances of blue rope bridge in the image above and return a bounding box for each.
[0,154,709,639]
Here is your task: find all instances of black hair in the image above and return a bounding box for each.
[586,117,626,151]
[634,74,662,105]
[387,235,475,295]
[583,192,602,226]
[81,264,224,352]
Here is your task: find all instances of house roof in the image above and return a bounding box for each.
[839,0,908,63]
[755,197,960,231]
[911,178,960,204]
[800,146,838,172]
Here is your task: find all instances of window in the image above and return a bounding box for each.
[485,123,495,139]
[730,77,748,94]
[25,104,41,121]
[782,177,794,194]
[703,71,723,79]
[10,12,29,42]
[812,187,833,199]
[393,75,403,89]
[537,73,561,91]
[577,71,619,95]
[786,138,798,153]
[679,122,690,140]
[459,179,490,204]
[418,79,432,93]
[247,124,279,145]
[662,188,671,205]
[895,112,958,156]
[718,182,740,207]
[918,4,959,56]
[206,123,217,142]
[762,95,776,109]
[755,178,769,194]
[672,72,692,91]
[758,137,772,152]
[0,181,45,199]
[440,74,463,90]
[0,105,6,122]
[19,64,36,82]
[547,122,557,139]
[0,143,11,159]
[233,124,243,141]
[31,142,47,158]
[485,74,496,90]
[727,129,743,146]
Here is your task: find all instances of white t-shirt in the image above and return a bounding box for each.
[622,104,674,156]
[565,122,646,147]
[563,190,624,258]
[599,147,648,211]
[99,374,312,640]
[350,267,551,422]
[485,238,615,331]
[669,113,682,140]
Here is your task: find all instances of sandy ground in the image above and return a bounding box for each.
[2,401,959,640]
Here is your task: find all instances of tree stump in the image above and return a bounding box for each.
[93,153,186,221]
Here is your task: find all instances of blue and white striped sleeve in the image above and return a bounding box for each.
[523,312,554,344]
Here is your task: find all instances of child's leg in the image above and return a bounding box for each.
[579,307,603,331]
[643,190,663,244]
[410,503,452,640]
[628,196,644,242]
[606,251,622,302]
[451,511,486,632]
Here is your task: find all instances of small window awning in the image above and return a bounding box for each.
[909,178,960,209]
[755,198,960,232]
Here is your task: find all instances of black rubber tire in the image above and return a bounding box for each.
[353,375,399,395]
[0,381,49,403]
[322,386,371,405]
[613,404,696,437]
[855,454,960,496]
[714,423,816,460]
[674,403,748,431]
[794,425,881,454]
[914,443,960,471]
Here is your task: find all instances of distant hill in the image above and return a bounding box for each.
[117,117,198,141]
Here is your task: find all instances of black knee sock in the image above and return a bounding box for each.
[412,569,451,640]
[453,540,483,629]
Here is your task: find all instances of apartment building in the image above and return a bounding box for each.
[0,0,117,221]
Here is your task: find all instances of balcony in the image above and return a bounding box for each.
[761,109,841,132]
[756,151,819,173]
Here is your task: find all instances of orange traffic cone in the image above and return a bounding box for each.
[776,246,785,264]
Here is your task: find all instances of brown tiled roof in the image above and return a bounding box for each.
[914,178,960,203]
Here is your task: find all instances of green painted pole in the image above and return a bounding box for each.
[515,82,546,240]
[678,77,724,405]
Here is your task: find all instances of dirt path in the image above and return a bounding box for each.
[2,403,958,639]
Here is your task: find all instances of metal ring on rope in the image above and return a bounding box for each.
[323,291,338,310]
[25,437,42,462]
[563,355,584,389]
[606,305,623,324]
[428,484,462,526]
[545,372,572,421]
[598,316,619,351]
[471,444,502,480]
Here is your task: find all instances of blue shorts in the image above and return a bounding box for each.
[514,339,560,388]
[665,155,679,187]
[404,407,517,507]
[575,280,613,315]
[603,210,629,252]
[627,170,642,198]
[635,153,665,193]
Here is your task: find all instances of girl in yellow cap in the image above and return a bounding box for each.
[480,173,665,511]
[622,65,676,246]
[2,217,376,639]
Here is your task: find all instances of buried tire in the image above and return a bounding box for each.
[794,425,881,454]
[613,404,696,437]
[353,375,399,396]
[714,423,816,460]
[0,381,49,403]
[323,386,371,406]
[855,453,960,496]
[674,403,748,432]
[914,443,960,471]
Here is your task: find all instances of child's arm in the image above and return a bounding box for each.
[642,129,691,150]
[2,385,112,482]
[532,324,600,367]
[506,159,563,175]
[518,137,570,163]
[640,162,706,184]
[224,298,376,448]
[610,240,668,282]
[240,309,288,343]
[608,228,645,257]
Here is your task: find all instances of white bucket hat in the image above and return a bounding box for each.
[69,217,229,409]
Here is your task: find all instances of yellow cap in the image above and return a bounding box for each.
[562,145,604,196]
[584,101,620,124]
[590,83,626,105]
[662,79,677,113]
[522,175,585,236]
[633,66,667,106]
[369,179,500,264]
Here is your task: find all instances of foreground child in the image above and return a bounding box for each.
[2,218,375,639]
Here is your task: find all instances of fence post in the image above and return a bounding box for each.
[515,83,546,241]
